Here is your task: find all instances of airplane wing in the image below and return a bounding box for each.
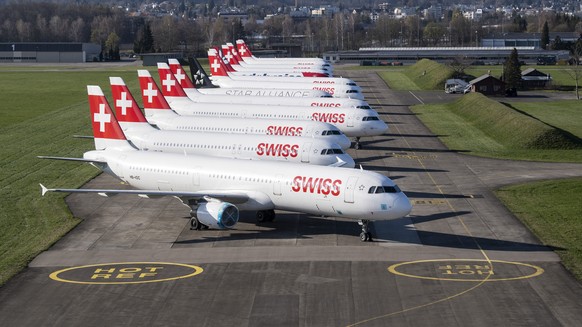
[40,184,250,204]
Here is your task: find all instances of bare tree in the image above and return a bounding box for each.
[566,40,582,100]
[448,55,471,78]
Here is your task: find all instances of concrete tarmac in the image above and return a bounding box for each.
[1,68,582,326]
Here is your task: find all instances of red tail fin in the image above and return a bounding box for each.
[157,63,189,97]
[227,43,243,62]
[137,70,175,110]
[236,39,252,58]
[221,45,238,65]
[208,50,230,76]
[87,85,135,151]
[168,58,196,89]
[109,77,148,123]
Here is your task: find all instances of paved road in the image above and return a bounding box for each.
[1,69,581,326]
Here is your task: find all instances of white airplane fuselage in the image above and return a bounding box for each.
[162,96,388,138]
[120,125,355,168]
[144,113,352,150]
[84,149,412,220]
[184,88,369,109]
[210,77,363,100]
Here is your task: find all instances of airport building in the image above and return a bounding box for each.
[0,42,101,63]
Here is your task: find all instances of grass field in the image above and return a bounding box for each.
[0,64,150,285]
[410,93,582,162]
[495,178,582,281]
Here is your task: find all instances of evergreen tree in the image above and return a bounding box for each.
[143,23,154,53]
[541,21,549,50]
[504,48,522,92]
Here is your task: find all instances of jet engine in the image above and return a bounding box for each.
[194,201,239,229]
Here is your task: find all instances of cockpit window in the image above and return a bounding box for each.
[347,82,357,86]
[346,90,359,93]
[321,148,344,155]
[356,105,372,110]
[362,116,380,121]
[322,95,333,98]
[368,185,401,193]
[322,130,341,136]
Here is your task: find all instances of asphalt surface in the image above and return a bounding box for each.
[1,68,582,326]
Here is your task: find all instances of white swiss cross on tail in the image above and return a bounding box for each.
[211,59,221,73]
[143,82,157,104]
[162,73,175,92]
[116,92,132,116]
[168,59,196,89]
[94,103,110,132]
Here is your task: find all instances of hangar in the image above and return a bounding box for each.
[323,47,570,65]
[0,42,101,63]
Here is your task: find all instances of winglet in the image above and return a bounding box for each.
[40,183,49,196]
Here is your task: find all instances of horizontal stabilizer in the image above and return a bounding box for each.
[328,157,347,167]
[37,156,105,164]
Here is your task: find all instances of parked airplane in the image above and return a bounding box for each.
[188,57,358,87]
[110,76,352,149]
[168,59,370,109]
[100,86,354,167]
[166,59,331,99]
[235,39,328,66]
[208,50,364,99]
[40,86,412,241]
[146,68,387,149]
[219,45,332,76]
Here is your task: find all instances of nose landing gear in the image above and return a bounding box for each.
[358,219,373,242]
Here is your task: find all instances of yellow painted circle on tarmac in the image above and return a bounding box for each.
[50,262,203,285]
[388,259,544,282]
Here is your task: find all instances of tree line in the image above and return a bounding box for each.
[1,2,581,58]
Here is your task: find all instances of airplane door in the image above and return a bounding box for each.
[273,174,283,196]
[301,142,312,163]
[347,113,354,127]
[232,144,237,154]
[241,110,247,118]
[344,176,359,203]
[191,166,200,186]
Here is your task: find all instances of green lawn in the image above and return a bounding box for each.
[410,94,582,162]
[495,178,582,281]
[377,71,421,90]
[0,65,148,285]
[503,100,582,139]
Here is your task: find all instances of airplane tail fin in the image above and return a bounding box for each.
[188,56,218,88]
[221,45,239,66]
[137,69,180,111]
[155,63,189,98]
[236,39,253,59]
[207,49,232,77]
[226,42,243,62]
[87,85,135,151]
[168,58,196,89]
[109,77,157,132]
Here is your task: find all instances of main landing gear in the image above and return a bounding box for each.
[256,209,276,223]
[189,211,208,230]
[359,219,373,242]
[353,137,362,150]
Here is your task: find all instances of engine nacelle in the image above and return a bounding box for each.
[196,201,239,229]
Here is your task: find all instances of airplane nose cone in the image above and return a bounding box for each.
[392,193,412,218]
[339,155,356,168]
[337,135,352,150]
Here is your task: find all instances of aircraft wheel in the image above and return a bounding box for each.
[360,232,369,242]
[354,143,362,150]
[190,217,201,230]
[257,210,267,223]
